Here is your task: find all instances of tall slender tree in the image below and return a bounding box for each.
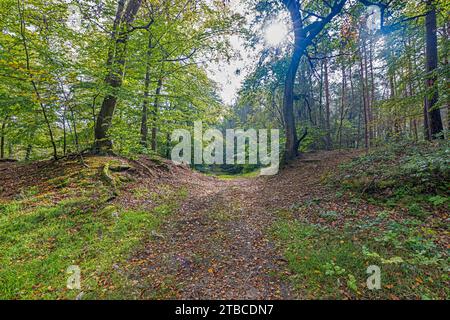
[424,0,443,139]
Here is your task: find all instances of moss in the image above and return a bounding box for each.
[0,156,188,299]
[0,190,183,299]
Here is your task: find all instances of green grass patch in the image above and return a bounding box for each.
[210,170,260,180]
[0,183,188,299]
[270,213,449,299]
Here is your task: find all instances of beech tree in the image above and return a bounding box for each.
[93,0,144,153]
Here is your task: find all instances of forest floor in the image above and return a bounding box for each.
[0,148,448,299]
[126,150,358,299]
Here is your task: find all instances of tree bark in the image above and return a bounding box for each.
[424,0,443,139]
[444,20,449,131]
[93,0,143,153]
[349,65,356,147]
[362,36,372,143]
[368,38,376,139]
[63,106,67,156]
[151,78,163,152]
[337,63,346,149]
[359,47,370,149]
[140,33,153,148]
[0,117,7,159]
[282,0,303,160]
[323,57,332,150]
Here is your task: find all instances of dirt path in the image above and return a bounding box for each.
[129,150,358,299]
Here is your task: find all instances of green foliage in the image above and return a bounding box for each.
[0,197,145,298]
[428,195,447,206]
[272,210,449,299]
[336,141,450,209]
[347,274,358,293]
[0,0,242,160]
[271,219,367,298]
[319,210,340,221]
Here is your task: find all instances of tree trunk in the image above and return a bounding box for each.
[424,0,443,139]
[349,65,356,147]
[362,37,372,143]
[360,47,370,149]
[318,60,324,130]
[151,78,163,152]
[0,117,7,159]
[323,58,332,150]
[282,0,303,160]
[140,33,153,148]
[337,63,346,149]
[165,132,171,159]
[93,0,142,153]
[369,38,376,139]
[445,20,450,131]
[281,0,345,159]
[106,0,126,71]
[63,107,67,156]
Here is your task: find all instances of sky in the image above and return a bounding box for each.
[206,0,291,105]
[205,0,255,106]
[206,34,254,106]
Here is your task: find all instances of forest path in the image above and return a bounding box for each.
[129,150,357,299]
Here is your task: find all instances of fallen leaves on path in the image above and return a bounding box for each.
[125,150,361,299]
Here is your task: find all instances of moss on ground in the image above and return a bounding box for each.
[0,156,188,299]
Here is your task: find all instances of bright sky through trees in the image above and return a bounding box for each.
[264,22,288,46]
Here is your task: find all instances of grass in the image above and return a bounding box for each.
[207,209,233,222]
[271,143,450,301]
[0,158,188,299]
[271,213,449,299]
[271,218,368,299]
[209,170,260,180]
[334,140,449,212]
[0,196,180,299]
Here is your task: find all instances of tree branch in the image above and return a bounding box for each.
[128,17,154,33]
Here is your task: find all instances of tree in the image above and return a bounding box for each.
[423,0,443,139]
[281,0,346,160]
[323,56,332,150]
[93,0,144,153]
[17,0,58,159]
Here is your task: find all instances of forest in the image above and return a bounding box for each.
[0,0,448,301]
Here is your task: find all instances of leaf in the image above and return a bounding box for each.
[381,256,404,264]
[347,274,358,293]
